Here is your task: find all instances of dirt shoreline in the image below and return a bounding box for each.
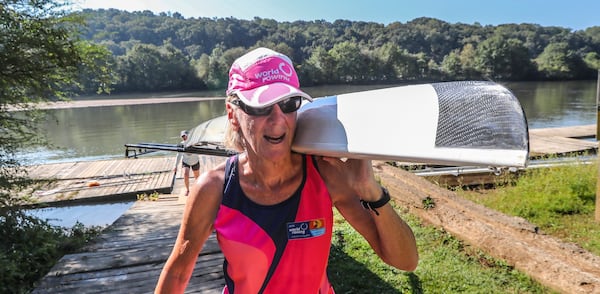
[12,96,224,111]
[375,162,600,294]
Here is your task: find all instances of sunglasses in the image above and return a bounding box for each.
[230,96,303,116]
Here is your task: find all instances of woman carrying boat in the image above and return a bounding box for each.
[155,47,418,293]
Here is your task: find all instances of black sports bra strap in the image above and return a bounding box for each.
[223,155,239,194]
[310,155,320,174]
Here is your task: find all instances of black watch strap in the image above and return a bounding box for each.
[360,187,391,215]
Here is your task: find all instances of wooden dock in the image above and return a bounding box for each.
[29,125,598,293]
[529,124,597,157]
[32,155,227,294]
[24,156,179,205]
[31,194,226,293]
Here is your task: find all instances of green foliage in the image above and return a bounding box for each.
[115,42,201,91]
[474,33,534,80]
[0,208,102,293]
[137,191,160,201]
[77,10,600,94]
[0,0,112,206]
[329,208,549,293]
[0,3,110,290]
[583,52,600,70]
[535,42,591,79]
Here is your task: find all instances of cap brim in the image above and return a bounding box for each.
[234,83,312,108]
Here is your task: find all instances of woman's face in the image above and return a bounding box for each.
[227,102,297,161]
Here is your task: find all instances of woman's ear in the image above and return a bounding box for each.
[226,103,240,129]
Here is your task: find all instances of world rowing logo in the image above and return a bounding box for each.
[254,61,293,83]
[278,62,293,77]
[287,218,326,240]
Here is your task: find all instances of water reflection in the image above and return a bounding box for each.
[505,81,597,129]
[26,202,134,228]
[21,99,226,164]
[17,80,598,165]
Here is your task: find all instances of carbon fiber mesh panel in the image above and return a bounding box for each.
[433,81,528,150]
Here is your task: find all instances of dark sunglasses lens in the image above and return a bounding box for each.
[234,97,301,116]
[244,105,272,116]
[279,97,302,113]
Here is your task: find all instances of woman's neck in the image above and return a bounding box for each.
[237,152,304,205]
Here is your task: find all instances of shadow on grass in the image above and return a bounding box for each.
[327,244,423,293]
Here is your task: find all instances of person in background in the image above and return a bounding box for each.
[156,47,418,293]
[175,130,200,196]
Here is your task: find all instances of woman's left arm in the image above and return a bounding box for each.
[317,157,418,271]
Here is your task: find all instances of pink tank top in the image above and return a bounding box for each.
[214,155,334,294]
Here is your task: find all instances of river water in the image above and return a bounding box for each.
[21,80,599,227]
[18,80,599,165]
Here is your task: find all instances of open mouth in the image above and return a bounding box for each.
[264,133,286,144]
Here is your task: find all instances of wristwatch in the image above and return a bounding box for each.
[360,186,391,215]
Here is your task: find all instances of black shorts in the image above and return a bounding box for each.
[183,162,200,171]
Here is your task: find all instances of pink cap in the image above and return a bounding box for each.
[226,47,312,107]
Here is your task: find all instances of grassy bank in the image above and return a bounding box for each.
[328,208,552,293]
[458,159,599,257]
[328,158,598,293]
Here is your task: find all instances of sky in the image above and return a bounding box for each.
[74,0,599,31]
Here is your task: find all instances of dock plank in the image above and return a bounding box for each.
[32,155,226,294]
[529,134,598,157]
[32,195,225,294]
[25,156,178,205]
[528,124,597,157]
[529,124,596,138]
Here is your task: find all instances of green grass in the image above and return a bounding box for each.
[327,158,598,293]
[328,207,552,293]
[458,159,599,257]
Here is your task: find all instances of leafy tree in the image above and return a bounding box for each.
[535,42,578,79]
[114,42,201,91]
[76,9,600,87]
[441,43,481,80]
[441,49,463,79]
[329,41,364,82]
[371,42,403,81]
[458,44,480,79]
[536,40,594,80]
[0,1,111,291]
[300,46,335,85]
[583,52,600,70]
[1,0,112,206]
[200,45,246,90]
[475,34,534,80]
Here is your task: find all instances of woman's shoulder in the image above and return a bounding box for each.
[188,160,227,204]
[200,160,227,186]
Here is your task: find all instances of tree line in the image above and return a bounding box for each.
[78,9,600,94]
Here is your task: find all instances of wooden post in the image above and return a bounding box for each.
[596,69,600,221]
[597,69,600,139]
